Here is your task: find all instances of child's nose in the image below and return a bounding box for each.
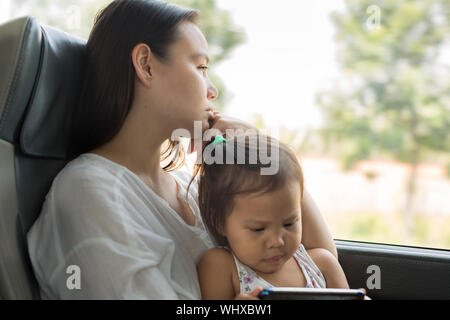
[267,233,285,248]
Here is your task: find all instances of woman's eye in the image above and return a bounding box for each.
[198,65,208,72]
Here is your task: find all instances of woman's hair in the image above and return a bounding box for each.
[68,0,199,170]
[189,133,304,247]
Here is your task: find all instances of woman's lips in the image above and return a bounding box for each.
[263,255,283,263]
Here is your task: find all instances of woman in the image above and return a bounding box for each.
[27,0,336,299]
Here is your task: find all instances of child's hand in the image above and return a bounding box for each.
[358,288,372,300]
[234,287,263,300]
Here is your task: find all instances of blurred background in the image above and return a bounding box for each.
[1,0,449,250]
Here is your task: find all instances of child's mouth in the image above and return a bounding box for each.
[264,255,283,263]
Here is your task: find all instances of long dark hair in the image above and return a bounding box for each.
[188,133,305,247]
[68,0,199,170]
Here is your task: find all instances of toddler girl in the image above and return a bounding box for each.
[191,133,350,299]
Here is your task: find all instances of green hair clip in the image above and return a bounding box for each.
[212,135,227,146]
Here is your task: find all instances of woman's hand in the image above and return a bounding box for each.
[188,112,260,154]
[234,287,263,300]
[209,112,259,139]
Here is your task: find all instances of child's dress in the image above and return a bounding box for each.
[231,244,327,293]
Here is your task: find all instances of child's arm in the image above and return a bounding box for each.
[197,248,263,300]
[197,248,238,299]
[307,248,349,289]
[197,248,236,299]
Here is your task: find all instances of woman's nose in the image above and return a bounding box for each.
[207,80,219,101]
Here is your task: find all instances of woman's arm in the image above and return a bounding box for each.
[206,113,338,258]
[301,189,338,259]
[307,248,349,289]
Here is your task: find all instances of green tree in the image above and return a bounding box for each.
[10,0,245,112]
[316,0,450,239]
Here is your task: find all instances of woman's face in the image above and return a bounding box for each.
[149,21,218,136]
[222,182,303,275]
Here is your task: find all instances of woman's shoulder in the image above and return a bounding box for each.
[55,153,120,186]
[46,153,126,207]
[63,152,119,175]
[29,154,131,248]
[32,153,149,246]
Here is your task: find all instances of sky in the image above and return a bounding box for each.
[213,0,346,131]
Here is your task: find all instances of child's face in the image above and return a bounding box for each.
[222,181,302,275]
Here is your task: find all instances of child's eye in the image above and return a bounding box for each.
[284,221,297,228]
[250,227,265,232]
[198,65,208,72]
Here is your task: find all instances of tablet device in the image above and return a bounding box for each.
[258,287,365,300]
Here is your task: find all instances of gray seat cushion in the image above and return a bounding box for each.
[0,16,86,299]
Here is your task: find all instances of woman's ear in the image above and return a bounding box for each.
[131,43,153,88]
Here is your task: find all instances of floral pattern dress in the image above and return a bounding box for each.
[231,244,327,293]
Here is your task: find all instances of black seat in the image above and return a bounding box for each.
[0,16,85,299]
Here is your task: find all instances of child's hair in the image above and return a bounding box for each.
[188,132,304,247]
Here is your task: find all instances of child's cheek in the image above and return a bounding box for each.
[293,225,303,244]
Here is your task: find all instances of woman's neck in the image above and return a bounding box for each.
[92,136,163,180]
[90,108,170,184]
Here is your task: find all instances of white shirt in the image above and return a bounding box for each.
[27,153,215,299]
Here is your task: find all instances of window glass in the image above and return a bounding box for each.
[4,0,449,250]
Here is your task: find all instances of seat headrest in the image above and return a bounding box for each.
[0,16,41,145]
[0,16,86,160]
